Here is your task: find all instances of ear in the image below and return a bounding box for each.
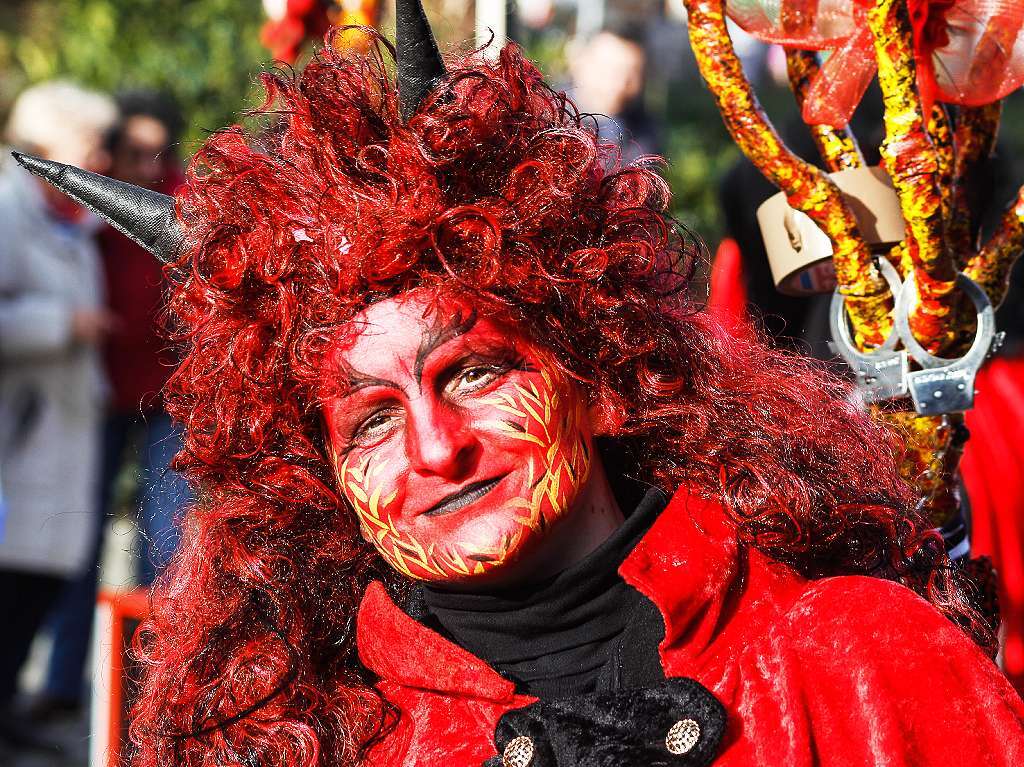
[587,387,628,437]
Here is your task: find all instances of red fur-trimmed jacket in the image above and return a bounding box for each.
[358,486,1024,766]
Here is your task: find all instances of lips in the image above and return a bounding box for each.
[423,474,508,517]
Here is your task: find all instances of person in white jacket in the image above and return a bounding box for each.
[0,81,117,749]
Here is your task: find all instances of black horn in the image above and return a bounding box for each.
[395,0,447,121]
[12,151,183,264]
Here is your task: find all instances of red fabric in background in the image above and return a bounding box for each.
[708,237,752,337]
[99,174,181,413]
[725,0,1024,127]
[961,356,1024,695]
[358,487,1024,766]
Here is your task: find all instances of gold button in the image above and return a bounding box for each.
[666,718,701,755]
[502,735,534,767]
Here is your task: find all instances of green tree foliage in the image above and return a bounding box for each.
[0,0,268,151]
[6,1,1015,252]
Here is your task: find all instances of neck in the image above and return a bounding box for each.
[522,461,625,581]
[419,484,668,697]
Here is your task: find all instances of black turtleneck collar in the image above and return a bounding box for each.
[420,486,669,698]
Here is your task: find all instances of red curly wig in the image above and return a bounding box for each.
[132,33,995,767]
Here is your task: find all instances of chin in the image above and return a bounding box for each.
[441,540,539,587]
[447,512,540,565]
[452,510,575,586]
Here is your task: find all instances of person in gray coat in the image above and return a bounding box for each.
[0,80,117,749]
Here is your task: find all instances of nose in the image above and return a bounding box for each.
[405,400,479,480]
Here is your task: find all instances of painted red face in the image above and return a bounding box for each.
[321,293,593,582]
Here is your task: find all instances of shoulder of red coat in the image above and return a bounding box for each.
[780,575,982,659]
[772,575,1024,748]
[786,575,945,625]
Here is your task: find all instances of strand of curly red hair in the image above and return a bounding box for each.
[131,31,995,767]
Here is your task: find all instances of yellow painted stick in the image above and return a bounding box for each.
[927,103,955,247]
[966,184,1024,309]
[868,0,959,353]
[883,410,965,528]
[950,103,1002,261]
[684,0,889,347]
[785,49,865,173]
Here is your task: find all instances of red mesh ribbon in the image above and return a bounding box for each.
[725,0,1024,127]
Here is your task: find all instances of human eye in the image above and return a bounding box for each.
[444,354,524,396]
[447,364,502,394]
[350,407,402,446]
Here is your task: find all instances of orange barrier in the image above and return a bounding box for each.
[90,587,149,767]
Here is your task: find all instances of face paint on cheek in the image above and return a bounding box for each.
[470,365,592,568]
[336,447,513,580]
[330,364,592,582]
[334,450,452,579]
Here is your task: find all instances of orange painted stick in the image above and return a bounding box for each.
[950,103,1002,261]
[785,49,865,173]
[966,184,1024,309]
[684,0,889,347]
[868,0,959,354]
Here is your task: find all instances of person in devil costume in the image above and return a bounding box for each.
[14,2,1024,765]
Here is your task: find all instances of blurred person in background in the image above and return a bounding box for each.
[0,80,117,750]
[568,22,661,163]
[30,90,192,721]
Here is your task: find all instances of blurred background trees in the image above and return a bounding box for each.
[0,0,267,151]
[0,0,745,242]
[1,0,1021,246]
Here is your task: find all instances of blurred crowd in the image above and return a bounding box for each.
[0,80,190,759]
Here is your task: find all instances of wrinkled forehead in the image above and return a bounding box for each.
[332,291,473,357]
[323,289,536,385]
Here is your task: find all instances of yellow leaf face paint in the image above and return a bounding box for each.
[322,294,591,581]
